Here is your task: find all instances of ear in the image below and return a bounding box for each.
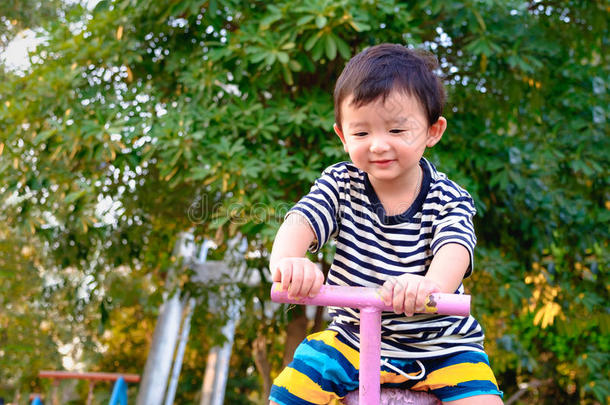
[426,116,446,147]
[334,123,349,153]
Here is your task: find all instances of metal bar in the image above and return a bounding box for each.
[136,292,184,405]
[200,349,219,405]
[210,300,240,405]
[164,297,196,405]
[86,381,95,405]
[359,307,381,405]
[52,379,59,405]
[38,371,140,383]
[200,296,241,405]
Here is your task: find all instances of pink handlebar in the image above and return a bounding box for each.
[271,282,471,405]
[271,283,470,317]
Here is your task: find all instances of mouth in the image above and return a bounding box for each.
[371,159,396,165]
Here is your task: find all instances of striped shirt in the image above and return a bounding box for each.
[288,158,485,359]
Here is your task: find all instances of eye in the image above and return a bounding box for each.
[352,132,368,137]
[389,129,406,134]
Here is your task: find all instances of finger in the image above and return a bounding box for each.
[299,265,316,298]
[272,266,282,283]
[280,263,293,292]
[403,281,419,317]
[426,282,443,312]
[310,268,324,297]
[392,279,406,314]
[415,288,428,313]
[288,263,303,298]
[416,282,434,313]
[378,279,395,305]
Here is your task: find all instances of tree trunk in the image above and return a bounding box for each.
[312,305,325,333]
[281,306,308,367]
[252,334,272,401]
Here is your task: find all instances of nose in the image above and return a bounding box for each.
[369,134,390,153]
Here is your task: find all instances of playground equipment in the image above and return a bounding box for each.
[139,233,251,405]
[270,282,470,405]
[108,377,128,405]
[30,234,246,405]
[34,371,139,405]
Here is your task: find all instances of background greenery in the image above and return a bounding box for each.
[0,0,608,403]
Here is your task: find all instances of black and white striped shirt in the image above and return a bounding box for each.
[289,158,485,359]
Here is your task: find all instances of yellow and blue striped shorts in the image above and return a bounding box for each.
[270,330,502,405]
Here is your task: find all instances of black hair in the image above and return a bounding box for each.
[334,43,446,129]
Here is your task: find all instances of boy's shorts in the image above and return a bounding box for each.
[269,330,503,405]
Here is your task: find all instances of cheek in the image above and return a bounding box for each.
[349,142,368,156]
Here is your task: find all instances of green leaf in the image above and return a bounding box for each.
[334,35,351,59]
[311,39,325,60]
[282,65,293,85]
[64,190,86,204]
[324,34,336,60]
[249,50,268,64]
[315,15,327,29]
[260,13,282,29]
[349,20,371,32]
[33,129,55,145]
[289,59,302,71]
[264,52,277,66]
[304,32,321,51]
[277,51,289,64]
[208,0,218,14]
[297,15,314,26]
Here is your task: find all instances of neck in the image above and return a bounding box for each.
[368,164,422,203]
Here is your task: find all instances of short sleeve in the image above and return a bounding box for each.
[286,167,341,253]
[430,194,477,277]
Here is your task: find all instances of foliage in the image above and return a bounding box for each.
[0,0,68,50]
[0,0,608,403]
[0,229,63,397]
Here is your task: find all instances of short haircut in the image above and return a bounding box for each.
[333,43,446,129]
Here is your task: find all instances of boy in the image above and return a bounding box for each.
[269,44,503,404]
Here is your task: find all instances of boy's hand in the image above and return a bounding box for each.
[378,274,441,316]
[272,257,324,300]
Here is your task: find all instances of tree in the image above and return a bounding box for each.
[0,0,67,50]
[1,0,607,403]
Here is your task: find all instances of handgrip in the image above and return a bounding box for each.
[271,283,470,316]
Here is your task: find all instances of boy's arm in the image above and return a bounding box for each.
[380,189,476,315]
[424,242,470,293]
[270,213,324,299]
[269,214,315,269]
[378,243,470,316]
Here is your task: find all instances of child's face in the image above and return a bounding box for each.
[334,90,446,188]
